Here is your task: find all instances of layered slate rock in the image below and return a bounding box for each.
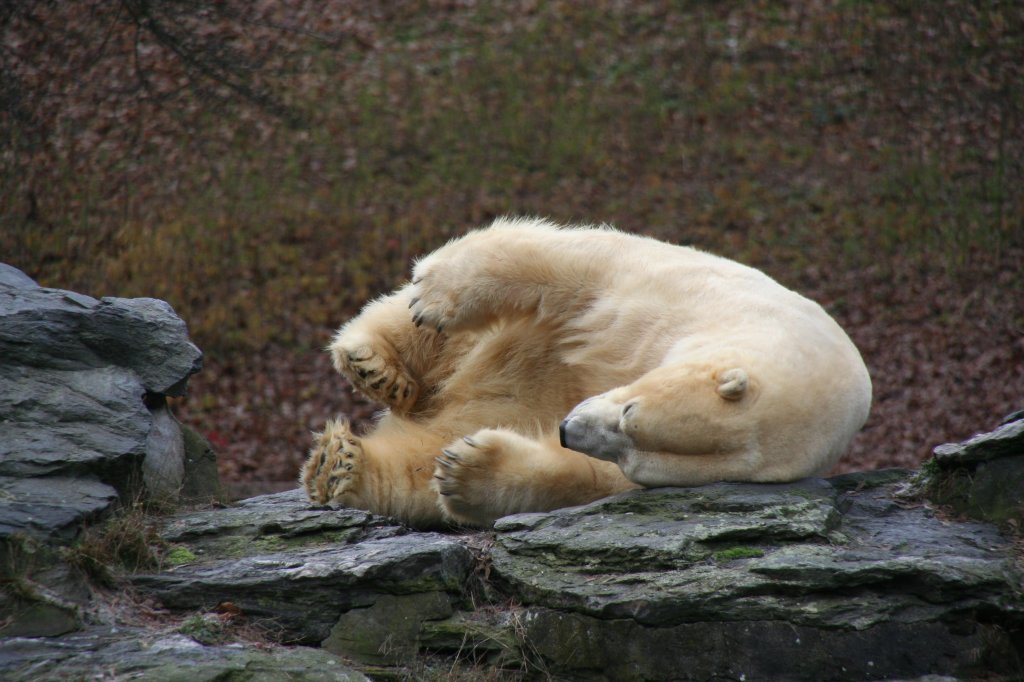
[927,412,1024,525]
[132,490,474,644]
[155,488,404,558]
[117,473,1024,680]
[0,625,369,682]
[3,470,1022,679]
[0,269,202,491]
[472,473,1024,680]
[0,265,204,636]
[489,478,1014,629]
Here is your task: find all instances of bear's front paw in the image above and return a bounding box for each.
[408,256,488,333]
[431,431,512,526]
[302,419,365,507]
[408,275,461,333]
[331,340,418,413]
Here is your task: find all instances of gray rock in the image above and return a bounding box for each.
[0,556,92,638]
[133,497,473,643]
[490,482,1014,628]
[0,264,37,288]
[144,403,186,502]
[156,489,404,558]
[180,424,224,504]
[2,469,1022,680]
[477,479,1023,679]
[116,474,1021,679]
[0,625,369,681]
[323,591,455,665]
[933,416,1024,465]
[82,296,203,396]
[0,266,209,639]
[0,476,118,547]
[0,280,202,396]
[0,265,204,500]
[927,415,1024,524]
[518,608,1011,682]
[133,536,471,643]
[0,365,150,483]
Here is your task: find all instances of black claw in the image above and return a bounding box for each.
[434,456,453,469]
[432,474,446,481]
[413,313,423,327]
[436,323,445,335]
[412,276,423,285]
[408,297,420,309]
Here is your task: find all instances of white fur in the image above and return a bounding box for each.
[303,218,872,527]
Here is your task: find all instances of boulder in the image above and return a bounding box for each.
[2,463,1022,680]
[479,474,1022,680]
[0,263,203,497]
[0,625,369,681]
[117,474,1024,680]
[131,490,473,645]
[0,264,205,636]
[926,412,1024,525]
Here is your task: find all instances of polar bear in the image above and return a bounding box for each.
[302,218,872,528]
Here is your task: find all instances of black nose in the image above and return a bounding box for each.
[559,419,569,448]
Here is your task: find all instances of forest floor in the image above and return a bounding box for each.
[3,1,1021,495]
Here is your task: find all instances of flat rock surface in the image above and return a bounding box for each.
[0,476,118,545]
[489,478,1020,630]
[3,471,1022,680]
[157,489,405,557]
[0,625,369,682]
[933,416,1024,465]
[132,490,473,643]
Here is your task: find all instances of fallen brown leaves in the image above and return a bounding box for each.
[824,250,1024,474]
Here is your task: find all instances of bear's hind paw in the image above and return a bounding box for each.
[302,419,364,506]
[432,431,514,526]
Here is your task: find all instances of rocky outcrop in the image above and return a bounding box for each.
[1,265,1022,680]
[2,625,370,681]
[7,459,1020,680]
[132,492,472,644]
[927,410,1024,526]
[115,469,1020,681]
[0,265,208,638]
[0,267,203,499]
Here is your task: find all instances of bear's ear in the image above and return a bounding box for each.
[716,368,748,401]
